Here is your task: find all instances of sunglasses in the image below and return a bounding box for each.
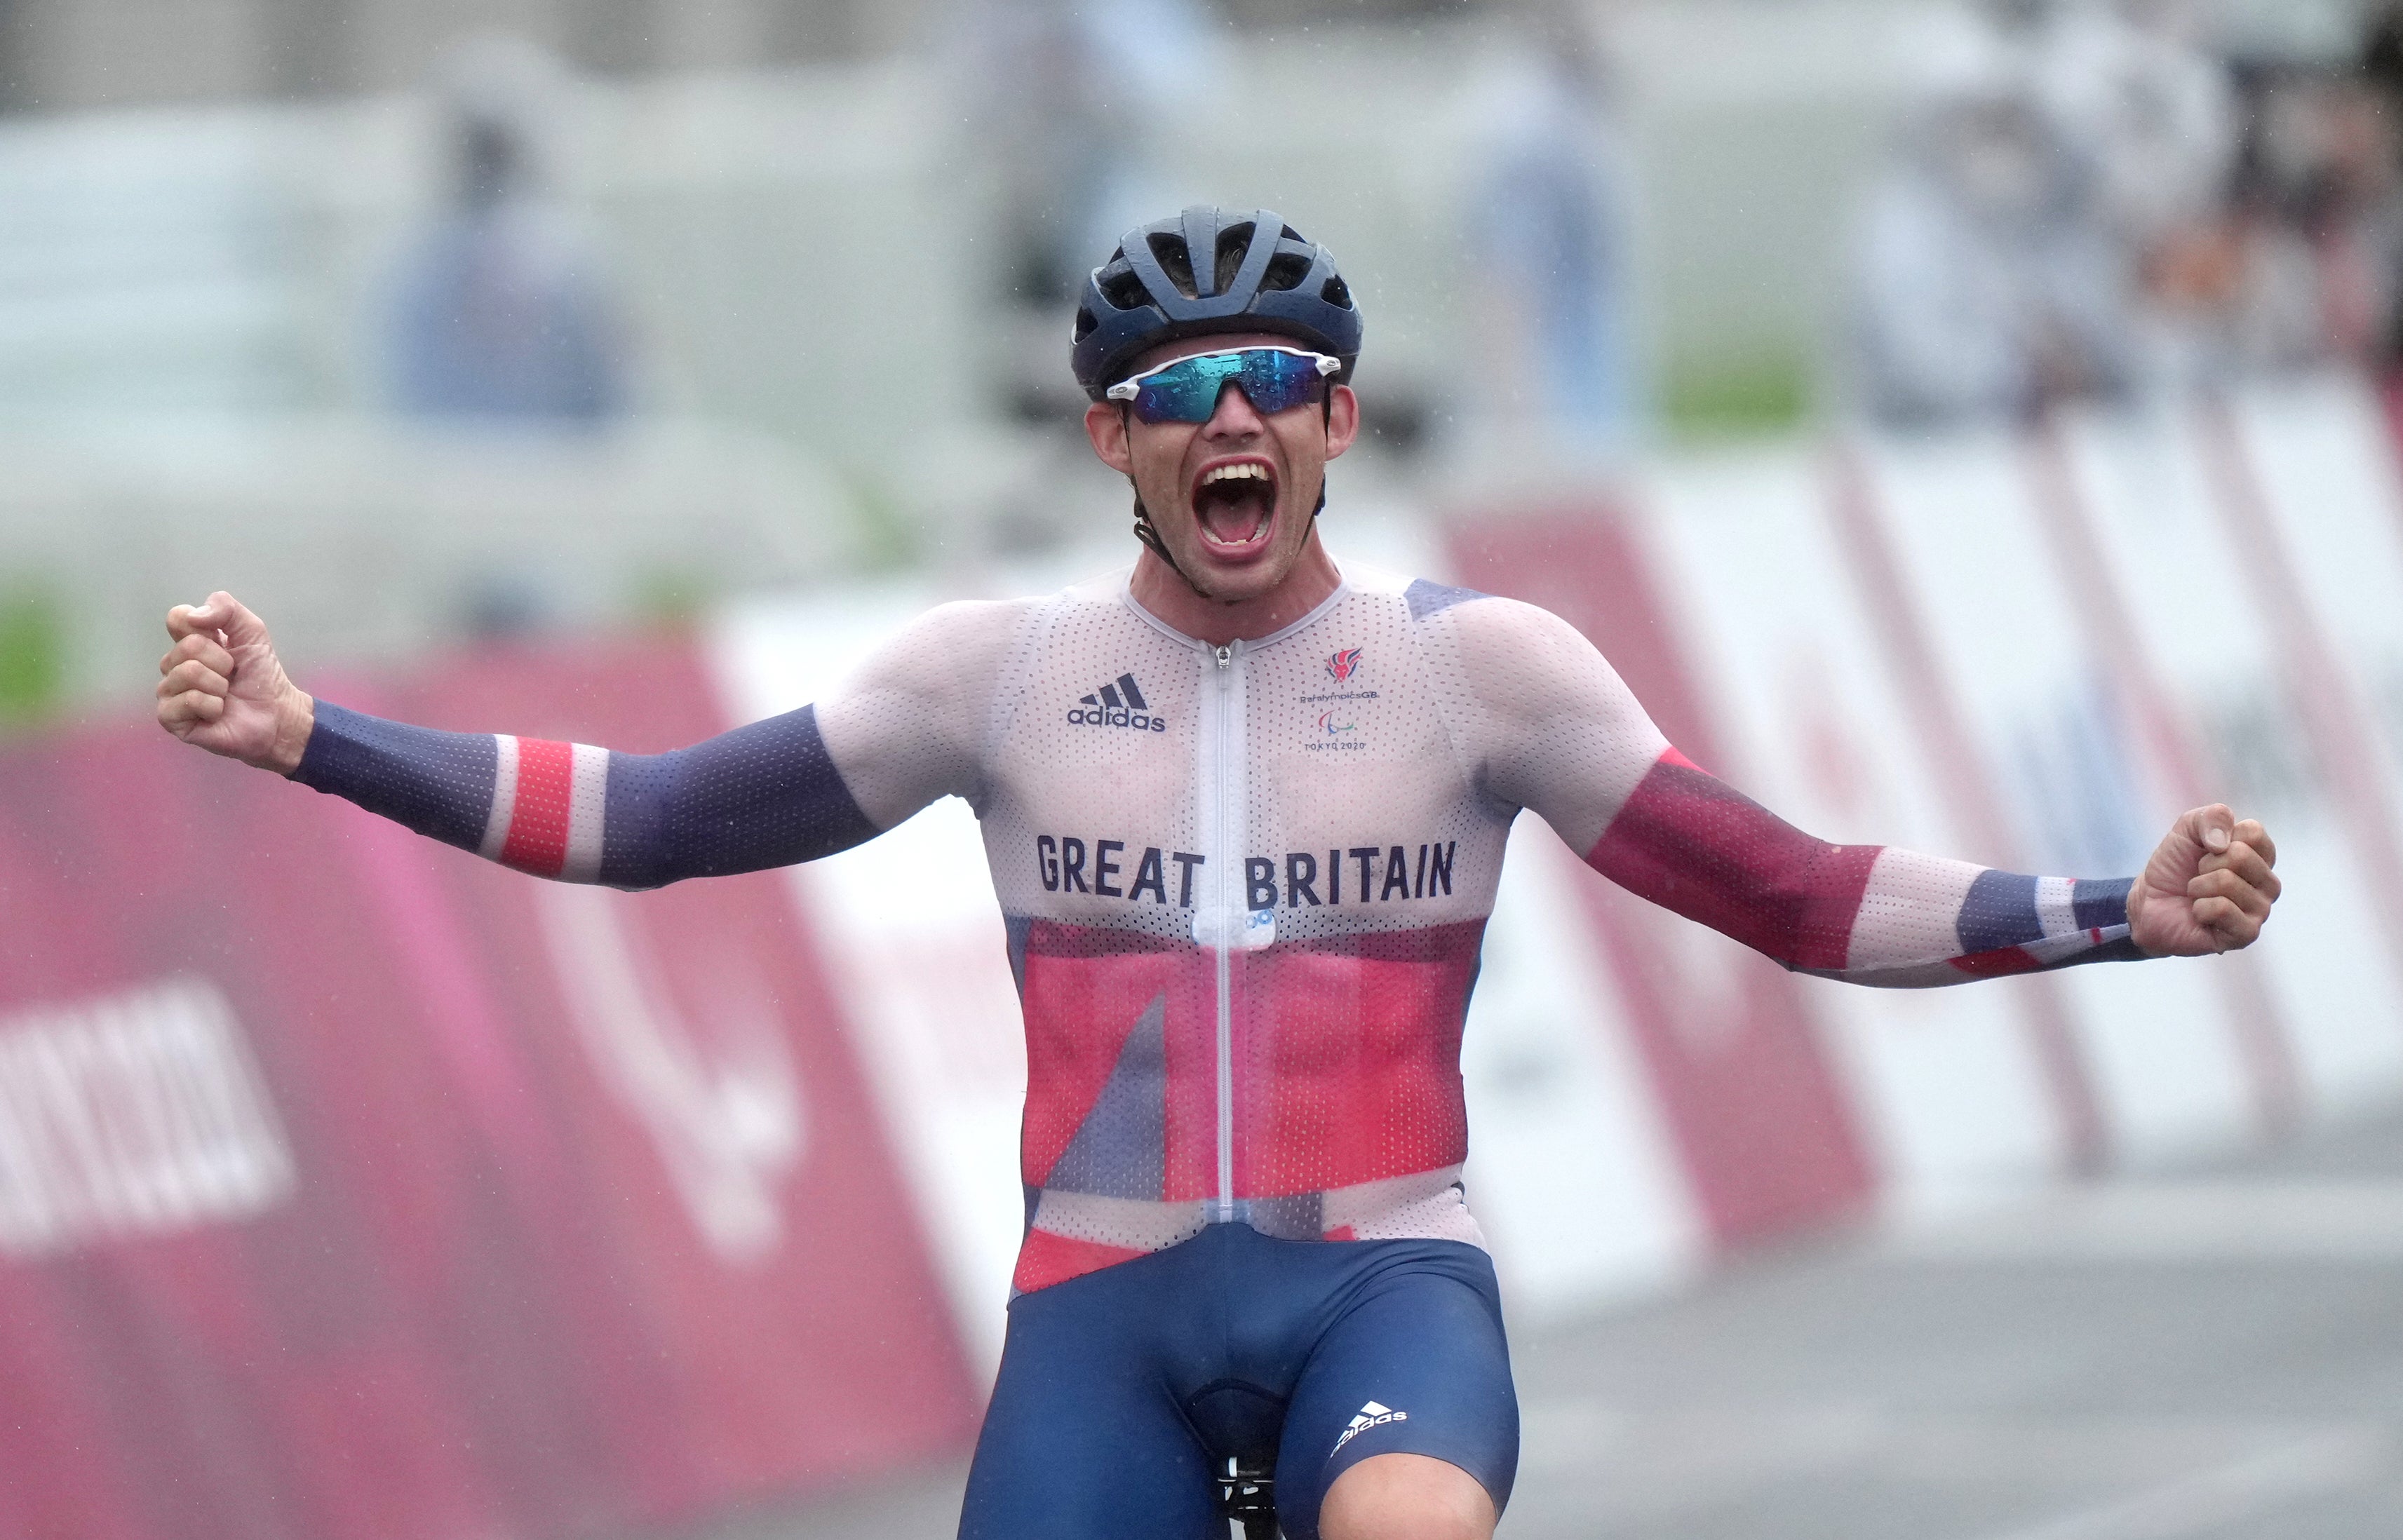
[1105,346,1342,424]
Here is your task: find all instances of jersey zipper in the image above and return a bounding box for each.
[1206,641,1237,1220]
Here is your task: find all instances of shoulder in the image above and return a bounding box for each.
[1334,562,1569,635]
[861,571,1156,687]
[1055,564,1139,609]
[892,594,1049,643]
[850,595,1048,700]
[1347,567,1590,660]
[1368,574,1627,719]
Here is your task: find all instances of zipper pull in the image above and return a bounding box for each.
[1213,644,1233,670]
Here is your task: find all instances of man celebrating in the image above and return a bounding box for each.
[157,207,2280,1540]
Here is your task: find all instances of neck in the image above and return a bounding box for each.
[1128,529,1342,646]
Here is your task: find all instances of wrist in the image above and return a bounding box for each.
[2122,879,2154,956]
[268,690,315,776]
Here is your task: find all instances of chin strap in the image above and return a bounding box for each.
[1131,497,1187,581]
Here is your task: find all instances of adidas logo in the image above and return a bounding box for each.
[1330,1400,1408,1456]
[1067,673,1168,733]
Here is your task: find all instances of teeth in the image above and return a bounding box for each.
[1202,463,1270,486]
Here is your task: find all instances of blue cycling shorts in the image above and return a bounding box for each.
[957,1222,1518,1540]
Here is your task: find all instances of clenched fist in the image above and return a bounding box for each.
[156,592,315,774]
[2127,804,2280,957]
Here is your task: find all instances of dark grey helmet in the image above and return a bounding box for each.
[1071,206,1363,402]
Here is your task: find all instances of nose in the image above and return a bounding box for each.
[1202,380,1267,438]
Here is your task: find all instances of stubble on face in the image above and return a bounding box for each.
[1111,332,1347,605]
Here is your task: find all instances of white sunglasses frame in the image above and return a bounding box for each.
[1103,346,1345,403]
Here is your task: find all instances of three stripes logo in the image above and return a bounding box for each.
[1330,1400,1408,1456]
[1067,672,1168,733]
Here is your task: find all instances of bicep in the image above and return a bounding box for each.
[806,599,1023,829]
[1451,600,1673,847]
[1441,600,1851,952]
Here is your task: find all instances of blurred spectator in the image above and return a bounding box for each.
[2357,6,2403,373]
[949,0,1225,425]
[2219,61,2402,371]
[2038,0,2234,264]
[1456,0,1641,464]
[1855,0,2403,426]
[1850,18,2136,426]
[954,0,1223,308]
[2032,0,2242,390]
[384,38,631,424]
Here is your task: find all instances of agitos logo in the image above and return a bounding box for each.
[1068,673,1168,732]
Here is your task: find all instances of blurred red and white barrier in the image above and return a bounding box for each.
[0,649,976,1540]
[6,375,2403,1536]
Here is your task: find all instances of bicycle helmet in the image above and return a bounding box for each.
[1072,206,1363,402]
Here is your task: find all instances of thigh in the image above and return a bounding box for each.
[1274,1245,1519,1540]
[957,1279,1225,1540]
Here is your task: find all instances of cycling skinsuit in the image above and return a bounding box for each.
[291,561,2141,1535]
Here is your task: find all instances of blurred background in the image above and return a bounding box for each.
[4,0,2403,1536]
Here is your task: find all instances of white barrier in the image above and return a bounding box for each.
[1636,447,2066,1216]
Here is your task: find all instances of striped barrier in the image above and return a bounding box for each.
[0,648,977,1540]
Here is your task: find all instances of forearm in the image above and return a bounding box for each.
[1583,748,2141,987]
[1803,861,2141,987]
[294,701,880,886]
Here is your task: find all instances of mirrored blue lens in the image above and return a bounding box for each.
[1128,350,1328,424]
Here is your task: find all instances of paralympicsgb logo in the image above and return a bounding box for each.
[1068,672,1168,733]
[1326,647,1363,683]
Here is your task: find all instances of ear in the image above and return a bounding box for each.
[1322,384,1361,462]
[1085,401,1134,475]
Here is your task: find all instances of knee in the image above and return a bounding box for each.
[1317,1452,1497,1540]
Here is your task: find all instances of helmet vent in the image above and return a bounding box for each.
[1099,269,1150,311]
[1213,223,1256,292]
[1147,231,1199,299]
[1072,205,1363,400]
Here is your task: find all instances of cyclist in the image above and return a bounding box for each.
[156,205,2280,1540]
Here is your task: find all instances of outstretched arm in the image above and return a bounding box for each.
[156,591,1016,889]
[1422,595,2278,985]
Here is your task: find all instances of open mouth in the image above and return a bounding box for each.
[1190,458,1279,553]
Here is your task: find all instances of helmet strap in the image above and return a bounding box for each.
[1131,496,1188,581]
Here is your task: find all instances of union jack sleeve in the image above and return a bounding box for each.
[293,701,880,888]
[1587,746,2140,986]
